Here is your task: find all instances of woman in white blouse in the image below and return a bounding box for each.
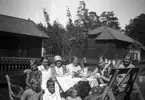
[38,56,51,90]
[66,56,82,76]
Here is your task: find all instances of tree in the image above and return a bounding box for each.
[37,23,51,54]
[99,11,121,30]
[65,7,78,62]
[125,14,145,45]
[38,2,123,60]
[73,1,89,58]
[75,1,89,31]
[51,20,66,55]
[38,9,66,56]
[88,11,100,30]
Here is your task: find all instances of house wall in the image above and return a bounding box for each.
[86,38,128,64]
[0,32,42,58]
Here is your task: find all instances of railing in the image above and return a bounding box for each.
[0,57,40,84]
[0,57,33,64]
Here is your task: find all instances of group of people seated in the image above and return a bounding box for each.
[21,55,135,100]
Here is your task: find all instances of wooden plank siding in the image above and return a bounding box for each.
[86,39,128,64]
[0,32,42,58]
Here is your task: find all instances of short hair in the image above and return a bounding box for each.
[40,56,48,63]
[71,56,79,62]
[124,56,131,59]
[46,78,55,87]
[30,58,39,66]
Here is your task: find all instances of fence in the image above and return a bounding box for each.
[0,56,39,84]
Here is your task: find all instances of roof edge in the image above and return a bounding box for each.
[0,14,31,22]
[30,21,49,38]
[103,26,116,39]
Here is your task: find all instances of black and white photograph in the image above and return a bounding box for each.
[0,0,145,100]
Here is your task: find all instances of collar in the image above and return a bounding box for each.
[45,89,57,97]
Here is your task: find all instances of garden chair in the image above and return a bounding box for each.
[111,67,143,100]
[5,73,26,100]
[84,69,119,100]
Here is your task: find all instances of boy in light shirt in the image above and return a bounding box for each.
[43,79,65,100]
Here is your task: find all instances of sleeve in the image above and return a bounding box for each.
[62,65,67,74]
[38,65,42,71]
[65,65,70,74]
[78,66,82,70]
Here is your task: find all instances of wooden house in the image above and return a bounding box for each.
[85,26,141,65]
[0,14,48,84]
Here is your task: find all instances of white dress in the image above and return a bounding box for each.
[38,65,52,90]
[54,66,64,76]
[66,64,82,75]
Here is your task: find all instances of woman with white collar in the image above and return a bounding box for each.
[51,55,66,77]
[38,56,51,90]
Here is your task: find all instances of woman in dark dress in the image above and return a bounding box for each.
[25,58,42,89]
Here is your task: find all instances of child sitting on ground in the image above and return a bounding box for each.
[66,87,82,100]
[21,79,43,100]
[43,78,65,100]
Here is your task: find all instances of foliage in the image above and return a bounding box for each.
[37,23,51,54]
[99,11,121,30]
[72,1,89,58]
[37,9,66,56]
[38,1,123,62]
[125,13,145,45]
[88,11,100,30]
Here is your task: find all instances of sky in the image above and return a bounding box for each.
[0,0,145,29]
